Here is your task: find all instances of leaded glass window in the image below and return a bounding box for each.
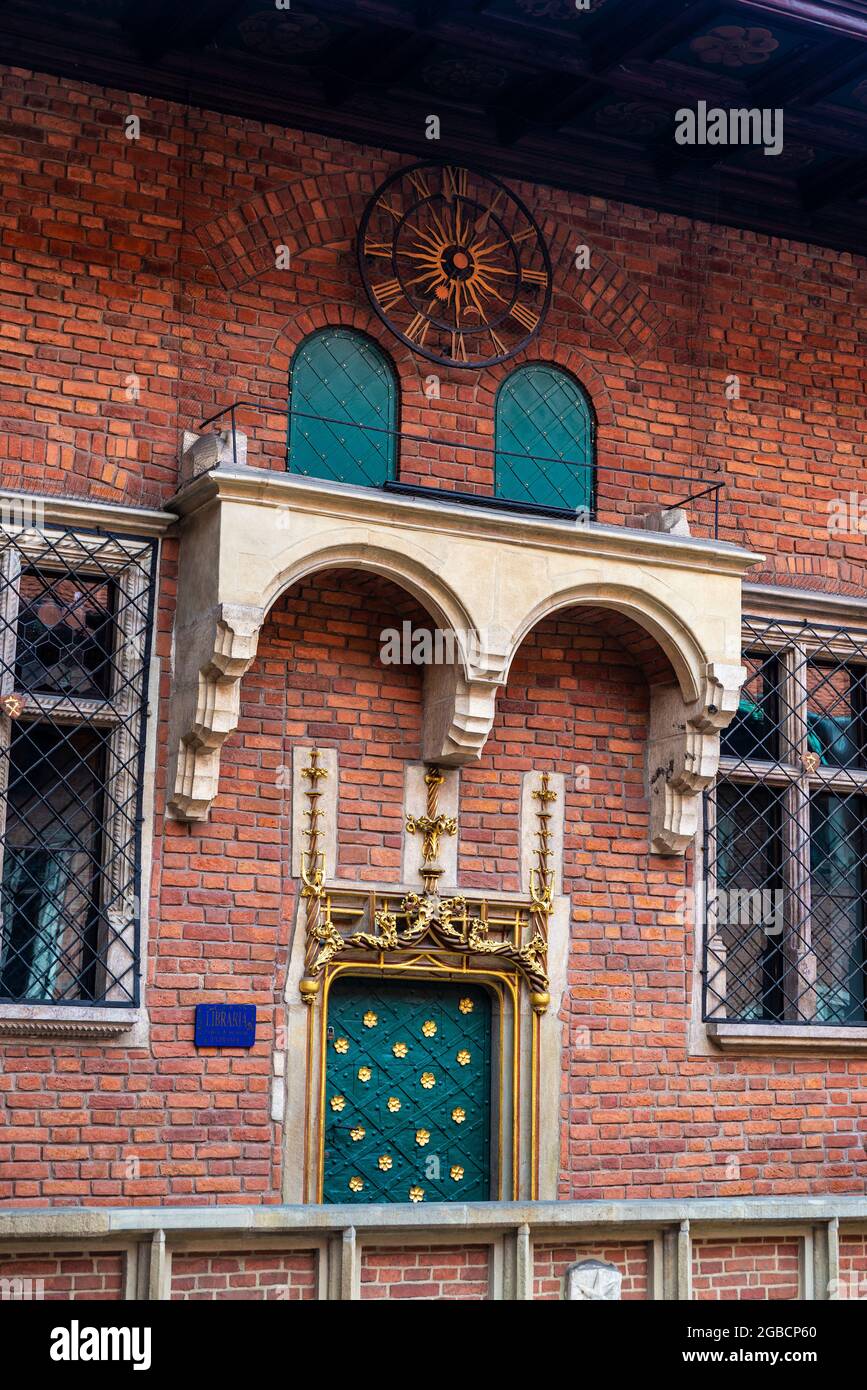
[287,328,397,487]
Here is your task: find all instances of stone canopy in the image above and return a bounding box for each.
[166,466,759,855]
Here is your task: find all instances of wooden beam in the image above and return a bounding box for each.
[125,0,248,62]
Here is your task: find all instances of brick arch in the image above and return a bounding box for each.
[192,167,385,292]
[192,164,665,376]
[473,342,615,430]
[749,554,867,598]
[539,216,670,366]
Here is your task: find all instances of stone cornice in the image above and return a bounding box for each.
[743,581,867,629]
[169,468,760,579]
[0,488,175,538]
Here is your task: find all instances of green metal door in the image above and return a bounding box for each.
[494,363,594,512]
[322,978,492,1204]
[287,328,396,488]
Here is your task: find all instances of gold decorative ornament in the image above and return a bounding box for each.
[330,1094,346,1112]
[393,1042,408,1058]
[415,1129,431,1146]
[378,1155,393,1171]
[451,1107,466,1124]
[299,747,332,1003]
[420,1071,436,1089]
[422,1019,437,1037]
[349,1176,364,1192]
[298,765,552,1014]
[409,1186,425,1203]
[357,1065,372,1082]
[456,1049,471,1066]
[405,765,457,893]
[350,1126,366,1142]
[387,1096,401,1112]
[450,1166,464,1182]
[334,1037,349,1053]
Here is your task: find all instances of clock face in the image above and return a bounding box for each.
[357,162,552,370]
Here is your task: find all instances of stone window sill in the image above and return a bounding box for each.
[708,1021,867,1054]
[0,1004,142,1040]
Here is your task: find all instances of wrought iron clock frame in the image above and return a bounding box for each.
[357,161,553,370]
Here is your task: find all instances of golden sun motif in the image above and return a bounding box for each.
[359,163,551,370]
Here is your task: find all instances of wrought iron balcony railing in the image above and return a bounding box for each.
[192,401,728,541]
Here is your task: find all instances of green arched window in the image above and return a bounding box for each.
[288,328,397,487]
[494,364,595,512]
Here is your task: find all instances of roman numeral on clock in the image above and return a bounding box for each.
[444,166,468,200]
[374,279,404,311]
[405,313,430,345]
[510,301,539,332]
[521,267,548,286]
[364,239,392,258]
[407,170,431,198]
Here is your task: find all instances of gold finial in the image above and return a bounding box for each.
[405,764,457,894]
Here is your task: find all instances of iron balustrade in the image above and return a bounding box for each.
[194,400,726,539]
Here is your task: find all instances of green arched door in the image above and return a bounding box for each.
[323,978,492,1203]
[288,328,396,487]
[495,363,594,512]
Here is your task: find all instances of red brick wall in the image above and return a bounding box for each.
[0,1249,124,1299]
[170,1249,316,1300]
[361,1245,490,1300]
[691,1238,800,1300]
[0,66,865,593]
[533,1242,650,1300]
[1,63,867,1212]
[838,1235,867,1299]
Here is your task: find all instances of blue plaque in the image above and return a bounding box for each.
[195,1003,256,1048]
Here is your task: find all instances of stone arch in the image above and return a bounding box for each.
[262,540,479,672]
[506,582,707,705]
[499,582,745,855]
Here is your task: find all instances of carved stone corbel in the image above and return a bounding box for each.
[422,666,503,764]
[168,603,265,821]
[647,661,746,855]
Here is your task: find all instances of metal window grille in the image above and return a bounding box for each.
[704,614,867,1026]
[287,328,397,487]
[0,522,156,1006]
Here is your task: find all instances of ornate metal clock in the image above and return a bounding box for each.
[357,162,552,370]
